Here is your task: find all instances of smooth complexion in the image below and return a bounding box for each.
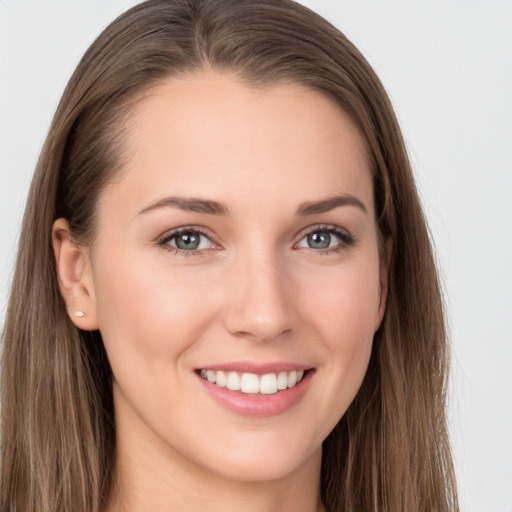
[54,71,389,512]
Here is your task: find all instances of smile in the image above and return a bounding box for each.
[199,369,305,395]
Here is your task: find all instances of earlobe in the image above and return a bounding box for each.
[375,237,393,331]
[52,218,99,330]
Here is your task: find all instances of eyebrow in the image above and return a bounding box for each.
[136,193,367,217]
[296,194,368,215]
[137,196,229,216]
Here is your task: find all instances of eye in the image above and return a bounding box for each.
[295,227,355,252]
[158,228,216,253]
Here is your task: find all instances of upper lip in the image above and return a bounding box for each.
[196,361,313,375]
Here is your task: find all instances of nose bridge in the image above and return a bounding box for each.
[223,242,292,342]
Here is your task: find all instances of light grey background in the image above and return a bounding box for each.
[1,2,511,511]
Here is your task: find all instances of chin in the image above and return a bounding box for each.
[193,434,322,484]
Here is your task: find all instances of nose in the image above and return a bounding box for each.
[223,251,293,343]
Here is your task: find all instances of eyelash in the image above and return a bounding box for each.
[296,224,357,255]
[157,224,356,256]
[157,227,214,257]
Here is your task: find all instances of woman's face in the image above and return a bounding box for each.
[86,71,387,483]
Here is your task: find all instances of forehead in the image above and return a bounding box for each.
[103,70,373,217]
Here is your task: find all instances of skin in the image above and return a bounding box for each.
[53,70,389,512]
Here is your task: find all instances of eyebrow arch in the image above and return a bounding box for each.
[137,193,367,218]
[137,196,230,217]
[296,194,368,216]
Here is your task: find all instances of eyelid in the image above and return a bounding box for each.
[295,223,352,240]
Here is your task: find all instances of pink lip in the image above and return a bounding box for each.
[195,368,315,418]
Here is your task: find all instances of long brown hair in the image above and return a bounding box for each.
[1,1,458,510]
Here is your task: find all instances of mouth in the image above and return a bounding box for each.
[194,363,315,417]
[197,368,307,395]
[194,361,317,418]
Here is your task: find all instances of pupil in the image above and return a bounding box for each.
[176,232,200,250]
[308,231,330,249]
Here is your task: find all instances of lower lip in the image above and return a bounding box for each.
[197,370,314,417]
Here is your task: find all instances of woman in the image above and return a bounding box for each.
[1,1,458,511]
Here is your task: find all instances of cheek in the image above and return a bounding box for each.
[91,248,220,369]
[90,251,227,435]
[298,256,380,402]
[302,256,381,343]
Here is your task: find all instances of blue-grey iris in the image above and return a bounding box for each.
[307,231,331,249]
[176,232,200,250]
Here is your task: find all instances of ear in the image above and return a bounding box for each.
[375,237,393,331]
[52,218,99,330]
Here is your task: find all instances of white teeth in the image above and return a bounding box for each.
[226,371,241,391]
[259,373,278,394]
[241,373,259,393]
[216,370,227,388]
[200,369,306,394]
[288,370,297,388]
[277,371,288,390]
